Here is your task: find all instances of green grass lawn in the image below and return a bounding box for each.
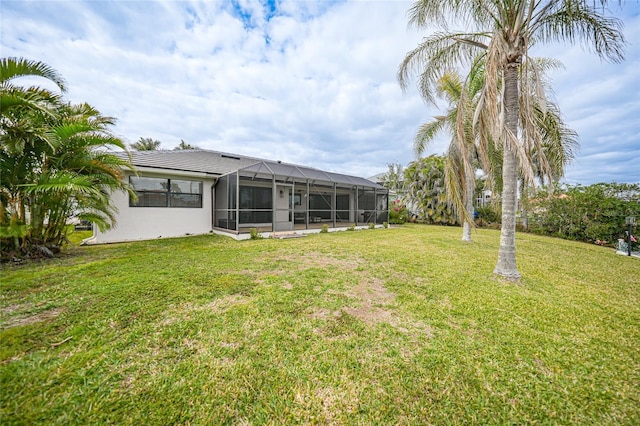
[1,225,638,424]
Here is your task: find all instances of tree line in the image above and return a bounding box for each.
[384,160,639,250]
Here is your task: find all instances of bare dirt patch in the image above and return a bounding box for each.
[345,277,395,305]
[308,307,341,321]
[2,307,63,329]
[308,276,434,337]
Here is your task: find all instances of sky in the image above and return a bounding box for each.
[2,0,639,184]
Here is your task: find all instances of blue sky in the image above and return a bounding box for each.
[2,0,638,184]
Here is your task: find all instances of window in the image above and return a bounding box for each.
[290,193,302,206]
[130,176,202,208]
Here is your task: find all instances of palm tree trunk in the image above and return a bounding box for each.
[494,62,521,280]
[462,158,474,242]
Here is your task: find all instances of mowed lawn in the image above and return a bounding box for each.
[1,225,638,424]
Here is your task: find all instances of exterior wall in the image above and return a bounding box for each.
[92,170,215,244]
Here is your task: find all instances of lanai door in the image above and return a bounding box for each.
[274,184,293,231]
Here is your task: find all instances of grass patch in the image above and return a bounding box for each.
[1,225,639,424]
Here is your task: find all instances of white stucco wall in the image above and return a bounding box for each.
[92,170,216,244]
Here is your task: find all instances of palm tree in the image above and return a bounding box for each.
[398,0,625,280]
[174,139,198,150]
[130,137,161,151]
[25,103,134,247]
[381,162,406,198]
[1,57,133,259]
[413,70,485,242]
[1,57,67,252]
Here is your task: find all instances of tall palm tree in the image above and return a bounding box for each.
[413,69,485,242]
[398,0,625,280]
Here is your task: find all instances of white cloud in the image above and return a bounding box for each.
[1,0,638,183]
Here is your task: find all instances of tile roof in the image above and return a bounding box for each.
[122,149,384,189]
[123,149,261,175]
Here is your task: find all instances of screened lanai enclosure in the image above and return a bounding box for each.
[214,161,388,234]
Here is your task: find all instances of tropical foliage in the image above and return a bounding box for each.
[388,199,409,224]
[403,155,456,225]
[413,70,486,241]
[398,0,625,280]
[529,183,640,247]
[0,57,133,261]
[174,139,198,150]
[380,163,405,195]
[130,137,161,151]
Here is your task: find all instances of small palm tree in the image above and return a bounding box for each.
[174,139,198,150]
[25,103,134,246]
[130,137,161,151]
[398,0,625,280]
[1,57,134,259]
[1,57,67,251]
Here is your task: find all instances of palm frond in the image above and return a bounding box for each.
[0,57,67,91]
[534,0,626,63]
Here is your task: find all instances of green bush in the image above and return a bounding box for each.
[249,228,263,240]
[529,183,640,247]
[368,223,375,229]
[403,155,457,225]
[320,224,329,233]
[475,206,500,226]
[389,200,408,224]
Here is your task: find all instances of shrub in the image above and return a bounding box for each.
[249,228,263,240]
[320,224,329,233]
[475,206,500,227]
[369,223,375,229]
[529,183,640,246]
[389,199,408,224]
[383,222,389,228]
[403,155,457,225]
[347,224,356,231]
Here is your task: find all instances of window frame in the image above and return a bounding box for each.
[129,176,203,208]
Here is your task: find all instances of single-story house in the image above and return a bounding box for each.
[87,149,388,243]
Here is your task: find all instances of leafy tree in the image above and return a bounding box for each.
[380,163,405,198]
[1,57,133,260]
[174,139,198,150]
[130,137,161,151]
[404,155,457,225]
[398,0,625,280]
